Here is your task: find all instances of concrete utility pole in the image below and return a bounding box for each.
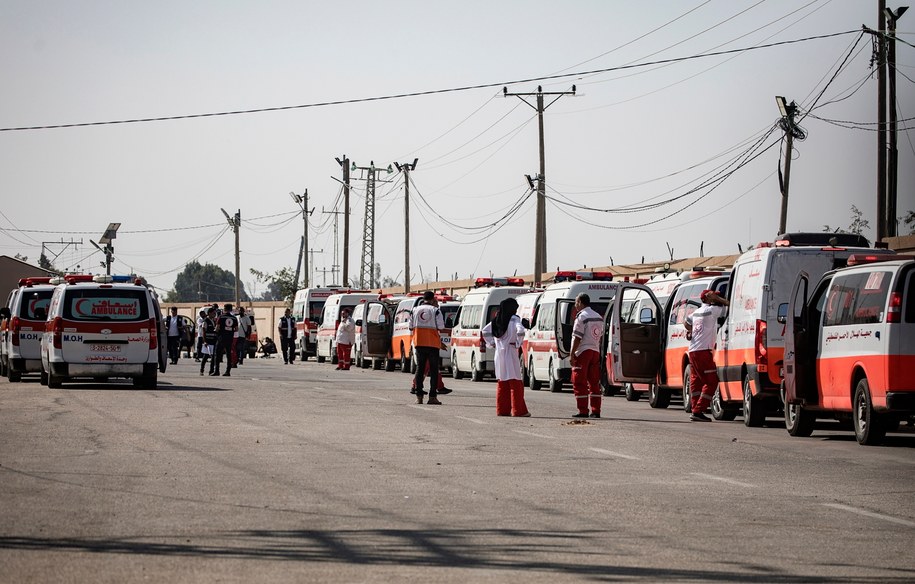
[308,248,324,288]
[322,206,345,285]
[775,96,800,235]
[877,0,888,241]
[886,5,909,237]
[335,156,351,286]
[351,160,393,289]
[503,85,576,285]
[221,208,241,307]
[394,159,419,293]
[291,189,313,289]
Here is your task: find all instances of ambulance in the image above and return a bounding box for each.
[782,254,913,445]
[450,277,530,381]
[292,287,345,361]
[2,277,56,382]
[315,291,379,364]
[531,271,616,392]
[39,274,167,389]
[515,290,543,387]
[353,295,409,370]
[389,292,459,375]
[714,233,891,426]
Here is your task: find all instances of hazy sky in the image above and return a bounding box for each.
[1,0,913,295]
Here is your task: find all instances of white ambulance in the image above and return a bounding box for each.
[388,292,460,375]
[782,254,914,445]
[450,277,530,381]
[530,271,616,392]
[292,287,345,361]
[515,290,544,387]
[2,277,56,382]
[713,234,891,427]
[315,291,379,363]
[353,294,409,371]
[39,274,167,388]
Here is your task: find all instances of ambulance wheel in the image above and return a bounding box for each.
[9,369,21,383]
[317,355,325,364]
[712,387,738,421]
[682,365,692,412]
[47,373,63,389]
[548,360,562,392]
[853,377,886,446]
[522,360,530,387]
[648,385,670,409]
[0,357,6,377]
[451,352,465,380]
[400,347,411,374]
[785,402,815,437]
[599,365,620,397]
[529,359,542,391]
[743,376,765,427]
[410,354,418,374]
[624,383,640,401]
[40,368,48,386]
[384,357,395,372]
[470,354,484,382]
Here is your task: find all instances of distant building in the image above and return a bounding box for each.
[0,255,51,300]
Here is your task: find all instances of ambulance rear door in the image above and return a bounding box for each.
[364,301,393,357]
[609,283,663,383]
[783,271,812,405]
[61,287,155,366]
[554,298,575,359]
[150,291,167,372]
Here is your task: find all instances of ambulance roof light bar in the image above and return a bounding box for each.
[846,254,912,266]
[552,270,614,283]
[18,277,53,287]
[474,277,525,288]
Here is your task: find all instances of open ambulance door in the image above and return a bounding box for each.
[364,301,393,357]
[150,293,167,373]
[782,271,811,405]
[609,283,663,383]
[554,298,576,359]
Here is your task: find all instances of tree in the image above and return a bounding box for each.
[165,261,248,303]
[904,211,915,235]
[822,204,870,236]
[13,253,28,262]
[250,267,300,304]
[38,252,56,272]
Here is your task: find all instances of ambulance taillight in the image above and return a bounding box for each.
[754,319,768,373]
[10,317,20,346]
[478,332,486,354]
[148,318,158,350]
[51,317,63,349]
[887,292,902,324]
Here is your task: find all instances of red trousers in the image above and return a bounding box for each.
[688,350,718,414]
[336,343,352,370]
[572,350,602,415]
[496,379,528,417]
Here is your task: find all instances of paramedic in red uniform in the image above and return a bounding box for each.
[335,308,355,370]
[685,289,729,422]
[570,293,604,418]
[482,297,530,417]
[410,291,445,405]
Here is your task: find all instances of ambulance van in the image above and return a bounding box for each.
[713,234,891,427]
[354,295,407,370]
[2,277,56,382]
[782,254,914,445]
[389,292,459,375]
[450,277,529,381]
[515,290,543,387]
[315,291,379,364]
[292,287,344,361]
[531,271,616,392]
[39,274,167,389]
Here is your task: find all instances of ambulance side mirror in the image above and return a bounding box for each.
[445,314,456,328]
[521,318,531,329]
[777,303,789,325]
[0,307,10,320]
[639,307,654,324]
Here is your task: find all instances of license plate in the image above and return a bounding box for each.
[440,337,451,344]
[90,344,122,353]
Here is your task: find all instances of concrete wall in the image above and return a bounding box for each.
[0,256,51,303]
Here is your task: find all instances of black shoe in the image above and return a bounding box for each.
[690,412,711,422]
[209,371,218,376]
[222,372,231,377]
[589,412,600,419]
[427,398,442,405]
[437,387,452,395]
[410,388,417,394]
[572,412,589,419]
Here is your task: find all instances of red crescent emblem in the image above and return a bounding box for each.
[75,299,91,316]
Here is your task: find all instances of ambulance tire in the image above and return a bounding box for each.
[0,357,6,377]
[548,360,562,392]
[410,354,418,375]
[711,387,738,421]
[785,402,815,437]
[853,377,887,446]
[384,357,395,372]
[743,376,766,427]
[648,385,670,409]
[470,354,484,382]
[599,364,620,397]
[451,352,465,380]
[624,383,640,401]
[529,359,542,391]
[9,369,21,383]
[400,347,411,374]
[47,373,63,389]
[317,355,326,364]
[522,360,530,387]
[682,365,692,412]
[40,368,48,386]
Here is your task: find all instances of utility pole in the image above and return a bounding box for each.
[503,85,576,285]
[394,159,419,293]
[351,160,393,289]
[221,208,241,307]
[886,5,909,237]
[323,206,345,285]
[291,189,313,290]
[308,248,324,288]
[335,156,351,286]
[775,96,802,235]
[877,0,888,242]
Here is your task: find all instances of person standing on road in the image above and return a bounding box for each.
[278,308,297,364]
[214,303,238,377]
[236,306,250,366]
[335,308,355,370]
[165,307,185,365]
[685,289,729,422]
[570,293,604,419]
[410,291,445,405]
[199,308,218,376]
[194,310,206,362]
[482,297,530,417]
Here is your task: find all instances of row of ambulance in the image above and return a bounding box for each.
[286,232,914,446]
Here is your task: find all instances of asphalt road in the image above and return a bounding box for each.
[1,357,913,583]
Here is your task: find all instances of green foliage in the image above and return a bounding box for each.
[823,204,870,236]
[165,261,248,303]
[904,210,915,235]
[250,266,300,304]
[13,253,28,262]
[38,252,55,271]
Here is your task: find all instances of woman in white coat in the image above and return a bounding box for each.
[482,298,530,417]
